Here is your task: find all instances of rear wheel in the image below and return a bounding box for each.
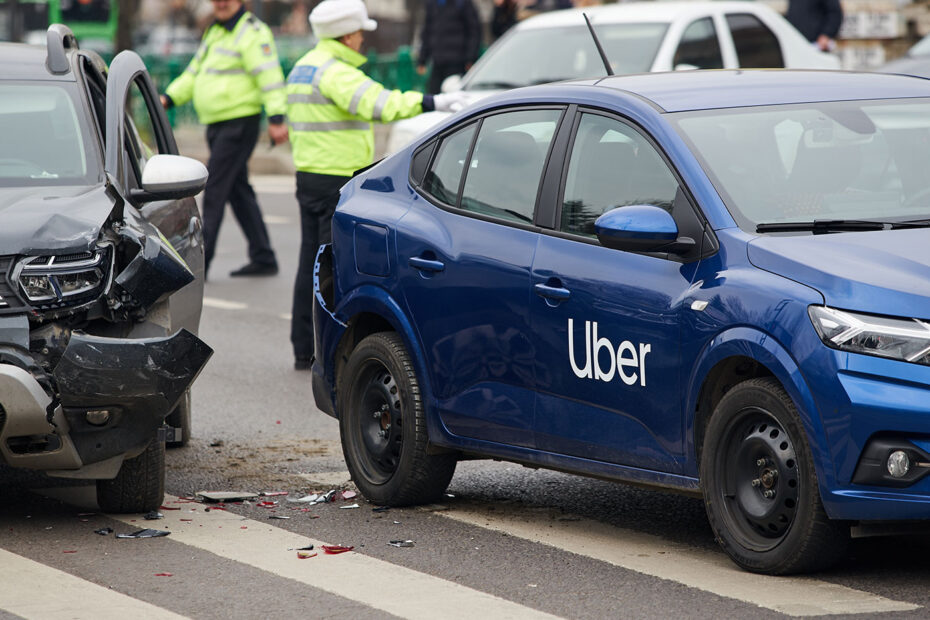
[701,377,848,574]
[338,332,456,506]
[96,437,165,513]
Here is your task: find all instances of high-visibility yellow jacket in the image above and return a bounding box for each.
[165,11,286,125]
[287,39,425,177]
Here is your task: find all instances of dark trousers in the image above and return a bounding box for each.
[291,170,347,360]
[203,114,277,274]
[429,61,467,94]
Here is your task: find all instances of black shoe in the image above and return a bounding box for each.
[295,357,313,371]
[230,262,278,277]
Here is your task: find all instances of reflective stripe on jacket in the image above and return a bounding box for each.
[165,11,286,125]
[287,38,424,176]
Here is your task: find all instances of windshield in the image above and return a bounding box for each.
[670,99,930,232]
[464,23,668,91]
[0,82,99,187]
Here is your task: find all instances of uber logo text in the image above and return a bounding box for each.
[568,318,651,386]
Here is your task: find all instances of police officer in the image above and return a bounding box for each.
[162,0,286,278]
[287,0,464,369]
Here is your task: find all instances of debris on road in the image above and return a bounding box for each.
[154,573,173,577]
[197,491,259,503]
[388,540,414,547]
[339,503,360,509]
[116,529,171,539]
[322,544,354,554]
[259,491,289,497]
[297,550,318,559]
[144,511,164,520]
[269,515,291,520]
[94,527,114,536]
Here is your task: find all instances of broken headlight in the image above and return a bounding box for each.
[809,305,930,366]
[14,246,112,308]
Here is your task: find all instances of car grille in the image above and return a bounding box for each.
[0,257,24,311]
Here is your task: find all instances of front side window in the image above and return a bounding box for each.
[727,14,784,68]
[670,98,930,231]
[674,17,724,70]
[460,109,561,223]
[0,82,98,186]
[561,113,680,236]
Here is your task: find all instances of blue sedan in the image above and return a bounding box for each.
[311,69,930,574]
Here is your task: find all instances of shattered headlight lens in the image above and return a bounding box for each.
[809,306,930,366]
[15,247,111,306]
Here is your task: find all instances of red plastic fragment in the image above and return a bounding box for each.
[297,550,317,559]
[63,550,77,554]
[154,573,173,577]
[322,544,354,554]
[159,506,182,511]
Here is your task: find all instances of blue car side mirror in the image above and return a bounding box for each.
[595,205,695,255]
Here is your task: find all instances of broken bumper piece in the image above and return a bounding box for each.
[0,328,212,478]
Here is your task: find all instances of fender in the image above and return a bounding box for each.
[684,326,838,496]
[333,284,453,444]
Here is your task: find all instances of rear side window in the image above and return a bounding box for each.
[727,13,784,68]
[460,109,561,223]
[422,123,476,205]
[674,17,724,70]
[410,141,436,186]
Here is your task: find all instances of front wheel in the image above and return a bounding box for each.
[96,437,166,513]
[701,377,848,574]
[338,332,456,506]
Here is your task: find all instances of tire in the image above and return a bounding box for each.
[166,389,192,448]
[338,332,457,506]
[96,437,166,513]
[701,377,848,574]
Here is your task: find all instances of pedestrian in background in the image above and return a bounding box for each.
[786,0,843,51]
[491,0,517,40]
[417,0,481,94]
[286,0,466,370]
[161,0,286,279]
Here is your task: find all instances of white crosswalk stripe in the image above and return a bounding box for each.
[0,549,186,620]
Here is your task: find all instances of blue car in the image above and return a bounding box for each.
[312,69,930,574]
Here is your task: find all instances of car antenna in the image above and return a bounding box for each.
[583,13,614,77]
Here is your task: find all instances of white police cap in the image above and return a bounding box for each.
[309,0,378,39]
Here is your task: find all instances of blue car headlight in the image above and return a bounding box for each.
[809,306,930,366]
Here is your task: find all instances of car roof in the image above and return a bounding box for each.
[590,70,930,112]
[0,42,76,81]
[518,1,770,29]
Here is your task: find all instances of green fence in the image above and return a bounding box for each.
[139,45,428,127]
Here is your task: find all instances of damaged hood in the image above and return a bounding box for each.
[0,185,115,254]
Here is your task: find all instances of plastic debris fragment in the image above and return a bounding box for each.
[144,511,164,520]
[259,491,288,497]
[322,544,354,554]
[339,503,360,509]
[268,515,290,520]
[197,491,259,503]
[94,527,114,536]
[256,501,278,508]
[388,540,414,547]
[340,490,357,500]
[297,550,318,559]
[154,573,173,577]
[372,506,390,512]
[116,529,171,539]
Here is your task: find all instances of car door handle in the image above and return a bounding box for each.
[409,257,445,273]
[534,283,571,301]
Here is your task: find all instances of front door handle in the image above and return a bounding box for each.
[534,283,571,301]
[409,256,445,273]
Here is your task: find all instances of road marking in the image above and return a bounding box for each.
[108,496,562,620]
[439,504,919,617]
[0,549,185,620]
[252,175,296,194]
[262,215,291,225]
[202,297,248,311]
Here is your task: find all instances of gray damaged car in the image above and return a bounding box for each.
[0,26,212,512]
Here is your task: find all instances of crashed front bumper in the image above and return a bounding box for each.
[0,328,211,479]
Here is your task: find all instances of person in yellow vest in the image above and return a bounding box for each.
[161,0,286,278]
[288,0,465,369]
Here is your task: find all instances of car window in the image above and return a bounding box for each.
[0,82,97,186]
[124,78,164,185]
[423,123,477,205]
[674,17,724,70]
[561,113,680,236]
[726,13,784,68]
[460,109,561,223]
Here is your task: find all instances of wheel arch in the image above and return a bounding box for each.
[686,327,838,493]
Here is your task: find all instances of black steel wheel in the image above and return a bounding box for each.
[338,332,456,506]
[701,377,848,574]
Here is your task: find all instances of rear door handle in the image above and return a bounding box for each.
[534,283,571,301]
[409,256,445,273]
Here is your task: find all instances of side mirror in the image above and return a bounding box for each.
[132,154,208,202]
[595,205,695,254]
[440,74,462,93]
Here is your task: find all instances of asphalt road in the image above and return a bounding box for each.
[3,178,930,619]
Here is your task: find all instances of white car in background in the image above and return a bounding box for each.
[387,1,840,153]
